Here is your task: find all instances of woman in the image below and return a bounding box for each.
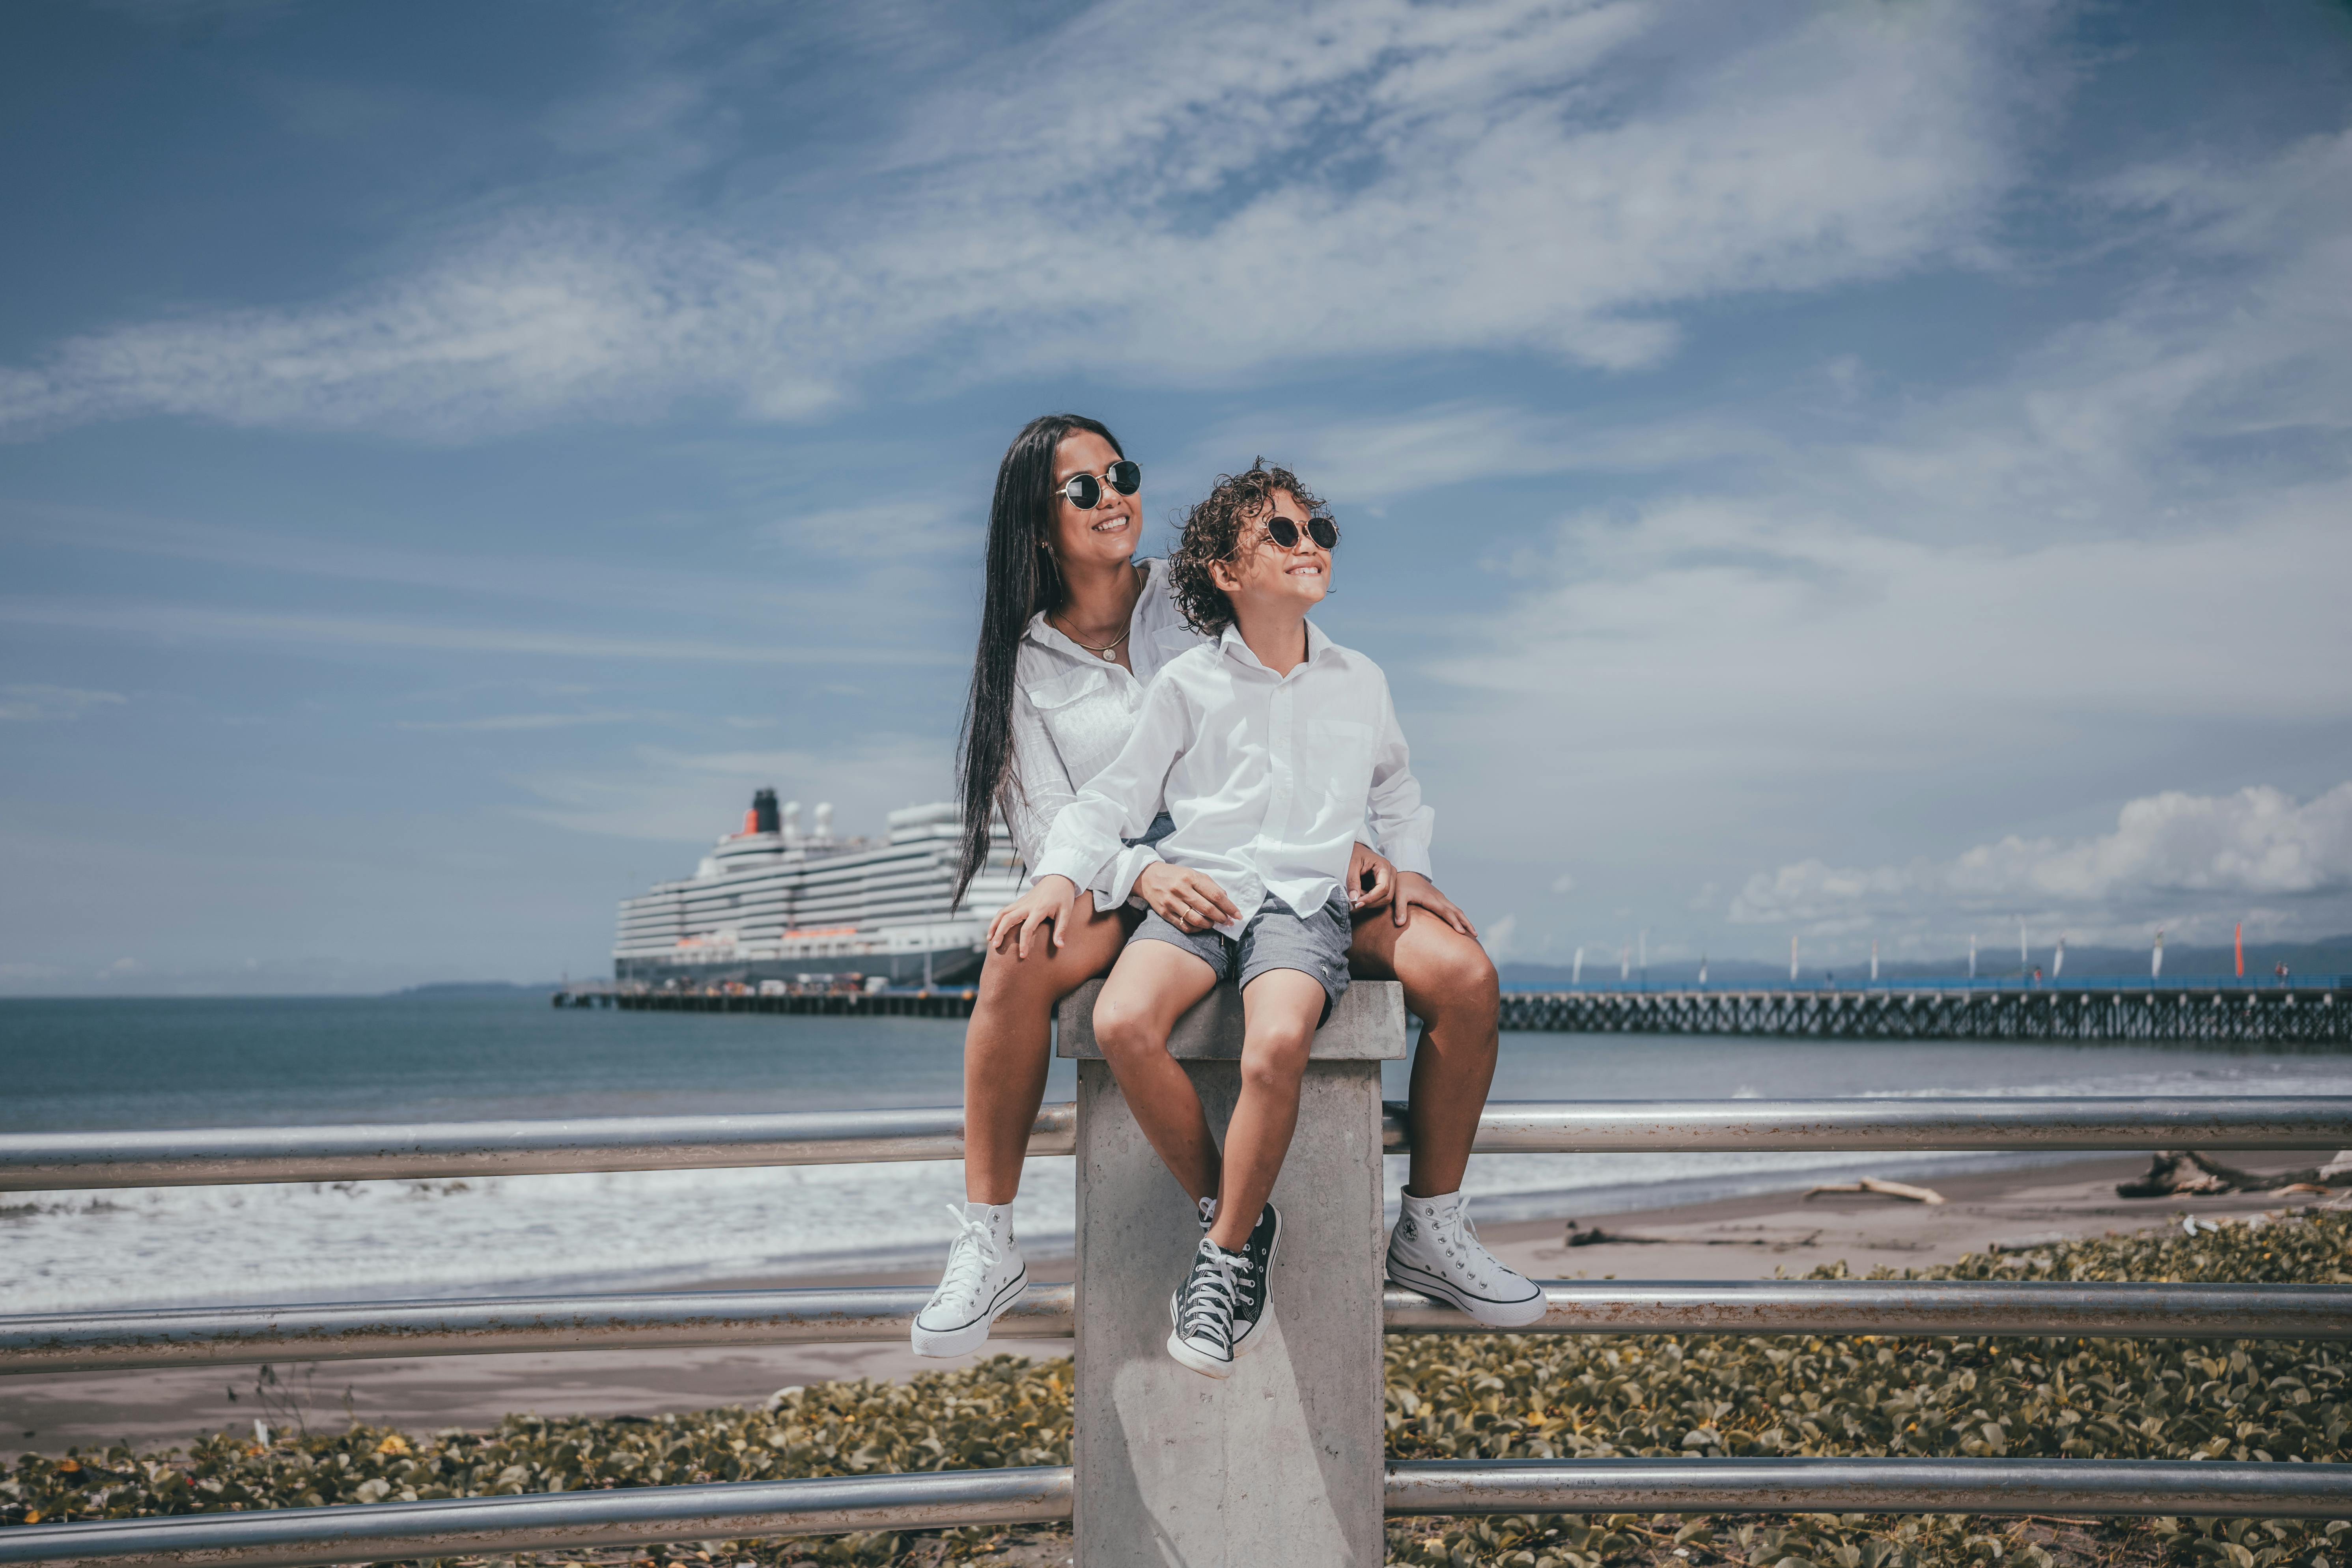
[909,414,1529,1357]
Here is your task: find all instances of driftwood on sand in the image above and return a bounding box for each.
[1802,1176,1947,1204]
[2116,1148,2352,1199]
[1562,1221,1822,1248]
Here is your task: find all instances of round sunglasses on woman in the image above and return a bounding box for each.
[1056,459,1141,511]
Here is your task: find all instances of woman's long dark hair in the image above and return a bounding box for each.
[952,413,1125,907]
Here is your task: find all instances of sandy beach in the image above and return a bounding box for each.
[2,1153,2320,1455]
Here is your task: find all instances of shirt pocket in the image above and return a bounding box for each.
[1024,666,1130,788]
[1303,717,1376,820]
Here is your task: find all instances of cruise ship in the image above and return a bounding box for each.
[611,790,1025,989]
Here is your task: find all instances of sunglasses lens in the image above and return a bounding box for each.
[1265,518,1300,549]
[1308,517,1338,549]
[1109,460,1141,495]
[1063,473,1102,509]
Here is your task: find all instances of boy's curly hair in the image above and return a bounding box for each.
[1168,458,1328,635]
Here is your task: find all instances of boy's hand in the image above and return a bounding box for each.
[989,875,1081,958]
[1134,861,1239,933]
[1348,842,1394,912]
[1393,871,1477,939]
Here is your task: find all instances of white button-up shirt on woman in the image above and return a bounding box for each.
[1031,620,1435,936]
[1004,557,1204,902]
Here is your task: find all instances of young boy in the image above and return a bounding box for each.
[1012,460,1510,1377]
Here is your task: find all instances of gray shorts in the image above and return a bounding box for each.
[1132,891,1353,1023]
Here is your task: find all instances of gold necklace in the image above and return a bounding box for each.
[1054,615,1131,661]
[1051,563,1144,661]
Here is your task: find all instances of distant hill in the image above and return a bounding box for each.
[1500,932,2352,988]
[390,980,567,997]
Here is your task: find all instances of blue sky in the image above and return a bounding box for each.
[3,0,2349,993]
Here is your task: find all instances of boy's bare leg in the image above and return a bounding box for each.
[962,903,1140,1204]
[1090,939,1225,1204]
[1349,907,1499,1197]
[1206,968,1325,1251]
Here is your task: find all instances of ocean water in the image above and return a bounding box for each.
[2,995,2347,1314]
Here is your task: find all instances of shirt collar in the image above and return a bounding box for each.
[1217,618,1329,673]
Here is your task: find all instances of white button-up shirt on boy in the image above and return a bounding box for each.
[1031,620,1435,936]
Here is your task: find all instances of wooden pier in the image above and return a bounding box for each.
[1497,986,2350,1045]
[557,982,2349,1042]
[557,986,980,1018]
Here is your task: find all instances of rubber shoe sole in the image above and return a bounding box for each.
[1165,1325,1238,1379]
[909,1264,1028,1357]
[1386,1250,1547,1328]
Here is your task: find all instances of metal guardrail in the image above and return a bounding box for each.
[1402,1095,2352,1153]
[0,1468,1076,1568]
[8,1097,2349,1191]
[1385,1279,2352,1340]
[0,1105,1076,1191]
[10,1279,2350,1375]
[1384,1458,2352,1518]
[9,1095,2352,1562]
[0,1286,1078,1375]
[7,1459,2350,1568]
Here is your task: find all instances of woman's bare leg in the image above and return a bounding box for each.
[1349,907,1501,1197]
[962,902,1138,1205]
[1088,939,1223,1204]
[1205,969,1323,1251]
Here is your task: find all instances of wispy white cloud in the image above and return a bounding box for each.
[516,735,948,842]
[0,600,962,666]
[0,683,128,721]
[1729,782,2352,945]
[1200,401,1779,503]
[763,500,979,561]
[394,711,645,732]
[0,0,2053,439]
[1412,121,2352,821]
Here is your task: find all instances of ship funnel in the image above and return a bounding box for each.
[782,800,803,848]
[752,788,780,835]
[813,801,835,844]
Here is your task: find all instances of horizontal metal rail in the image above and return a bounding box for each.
[9,1460,2350,1566]
[1385,1457,2352,1518]
[0,1105,1076,1191]
[11,1279,2349,1376]
[0,1466,1075,1568]
[1386,1280,2352,1339]
[1405,1095,2352,1154]
[9,1097,2350,1192]
[0,1286,1077,1375]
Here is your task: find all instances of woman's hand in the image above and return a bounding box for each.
[989,875,1081,958]
[1348,842,1394,913]
[1392,871,1477,938]
[1134,861,1240,934]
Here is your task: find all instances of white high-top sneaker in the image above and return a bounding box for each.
[1385,1189,1545,1327]
[911,1202,1027,1357]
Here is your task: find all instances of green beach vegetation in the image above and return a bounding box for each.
[5,1211,2348,1568]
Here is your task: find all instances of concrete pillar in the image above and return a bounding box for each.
[1056,977,1406,1566]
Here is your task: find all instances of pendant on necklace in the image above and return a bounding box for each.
[1101,648,1117,661]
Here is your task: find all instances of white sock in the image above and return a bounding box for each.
[1400,1188,1461,1214]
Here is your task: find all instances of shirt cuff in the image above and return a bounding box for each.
[1030,846,1104,894]
[1382,838,1435,881]
[1096,841,1165,911]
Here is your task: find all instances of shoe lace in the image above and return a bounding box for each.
[933,1205,1001,1309]
[1177,1245,1252,1351]
[1431,1200,1501,1287]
